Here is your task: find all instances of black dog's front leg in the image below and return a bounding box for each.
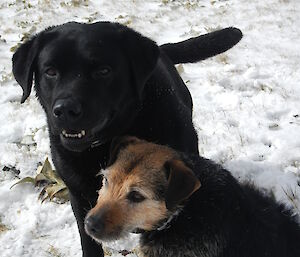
[69,192,104,257]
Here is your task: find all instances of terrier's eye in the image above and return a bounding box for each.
[102,177,108,186]
[127,191,146,203]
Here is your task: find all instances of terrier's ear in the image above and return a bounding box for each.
[164,159,201,210]
[108,136,140,166]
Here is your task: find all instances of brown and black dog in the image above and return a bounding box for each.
[85,137,300,257]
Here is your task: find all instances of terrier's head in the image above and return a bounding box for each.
[85,136,201,242]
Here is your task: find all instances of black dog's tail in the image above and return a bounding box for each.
[160,27,243,64]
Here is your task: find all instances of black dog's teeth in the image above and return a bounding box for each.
[62,130,86,138]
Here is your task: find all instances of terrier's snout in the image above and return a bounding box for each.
[84,214,105,236]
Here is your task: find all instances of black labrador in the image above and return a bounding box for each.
[12,21,242,257]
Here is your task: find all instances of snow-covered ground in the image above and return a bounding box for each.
[0,0,299,256]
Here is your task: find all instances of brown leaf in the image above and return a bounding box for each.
[10,177,35,189]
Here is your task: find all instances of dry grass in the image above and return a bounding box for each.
[0,219,9,234]
[46,245,64,257]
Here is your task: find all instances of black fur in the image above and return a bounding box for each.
[12,21,242,257]
[161,27,243,64]
[141,153,300,257]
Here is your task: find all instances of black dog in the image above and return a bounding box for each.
[12,21,242,257]
[86,137,300,257]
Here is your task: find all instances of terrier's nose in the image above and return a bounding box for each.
[84,215,105,236]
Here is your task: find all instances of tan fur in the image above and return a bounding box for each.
[86,137,200,241]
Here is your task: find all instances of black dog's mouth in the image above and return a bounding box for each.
[58,117,112,152]
[61,129,86,139]
[59,128,105,151]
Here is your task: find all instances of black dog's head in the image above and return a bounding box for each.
[12,22,159,152]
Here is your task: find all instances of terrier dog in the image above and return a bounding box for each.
[85,137,300,257]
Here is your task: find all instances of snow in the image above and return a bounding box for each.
[0,0,299,256]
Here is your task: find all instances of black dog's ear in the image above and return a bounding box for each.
[164,159,201,210]
[12,28,56,103]
[119,27,159,97]
[108,136,140,166]
[12,35,40,103]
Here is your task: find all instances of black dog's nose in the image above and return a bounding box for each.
[85,215,105,235]
[53,99,82,122]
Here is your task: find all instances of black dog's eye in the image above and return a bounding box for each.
[45,68,58,77]
[92,66,111,79]
[127,191,146,203]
